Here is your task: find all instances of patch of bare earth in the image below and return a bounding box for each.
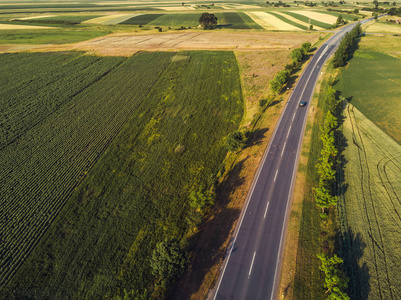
[16,31,320,56]
[172,34,320,300]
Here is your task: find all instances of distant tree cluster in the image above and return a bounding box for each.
[332,23,362,68]
[266,1,291,7]
[388,6,401,16]
[199,12,217,29]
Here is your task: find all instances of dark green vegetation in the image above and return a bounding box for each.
[199,12,218,29]
[332,23,361,67]
[0,51,243,299]
[215,12,263,29]
[335,48,401,143]
[120,14,165,25]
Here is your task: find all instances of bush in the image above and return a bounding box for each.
[226,131,245,151]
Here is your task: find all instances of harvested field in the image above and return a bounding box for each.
[290,10,337,24]
[18,15,57,20]
[0,24,55,29]
[339,104,401,300]
[247,11,302,30]
[365,21,401,34]
[35,31,320,56]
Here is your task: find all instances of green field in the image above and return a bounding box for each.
[335,47,401,144]
[121,12,262,29]
[0,28,112,44]
[0,51,243,299]
[339,104,401,299]
[315,10,360,21]
[120,13,165,25]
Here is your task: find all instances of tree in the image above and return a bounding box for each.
[301,42,312,53]
[336,14,344,26]
[226,131,245,151]
[291,48,304,64]
[317,254,349,298]
[189,185,214,211]
[150,239,189,280]
[199,13,217,29]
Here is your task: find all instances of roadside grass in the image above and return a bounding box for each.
[334,43,401,143]
[339,104,401,299]
[283,11,332,29]
[291,64,339,300]
[268,11,308,30]
[0,51,244,299]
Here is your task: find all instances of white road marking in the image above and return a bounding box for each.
[292,112,296,121]
[249,251,256,277]
[264,202,270,219]
[286,125,292,138]
[274,169,279,181]
[281,142,286,157]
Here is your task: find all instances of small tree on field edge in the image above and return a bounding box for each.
[199,12,218,29]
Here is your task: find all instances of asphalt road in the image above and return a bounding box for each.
[212,21,371,300]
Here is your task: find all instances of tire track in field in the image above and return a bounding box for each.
[376,157,401,223]
[348,105,394,299]
[347,105,383,299]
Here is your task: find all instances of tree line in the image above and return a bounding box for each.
[332,23,362,68]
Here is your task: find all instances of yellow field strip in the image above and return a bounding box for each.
[0,24,55,29]
[290,10,336,24]
[17,15,57,20]
[248,11,302,31]
[274,11,325,30]
[83,14,141,24]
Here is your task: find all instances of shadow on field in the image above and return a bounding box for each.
[171,158,248,300]
[340,230,370,300]
[244,128,269,149]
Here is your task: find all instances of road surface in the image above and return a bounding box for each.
[212,20,371,300]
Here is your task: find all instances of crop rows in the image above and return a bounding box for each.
[1,51,244,299]
[0,51,175,289]
[339,104,401,299]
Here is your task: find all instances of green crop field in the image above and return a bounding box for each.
[0,51,243,299]
[314,10,360,21]
[121,12,262,29]
[215,12,263,29]
[120,13,165,25]
[339,104,401,299]
[148,13,201,27]
[335,46,401,144]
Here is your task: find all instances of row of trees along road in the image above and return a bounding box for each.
[333,23,362,68]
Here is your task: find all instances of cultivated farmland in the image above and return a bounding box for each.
[335,40,401,143]
[0,51,244,299]
[339,104,401,299]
